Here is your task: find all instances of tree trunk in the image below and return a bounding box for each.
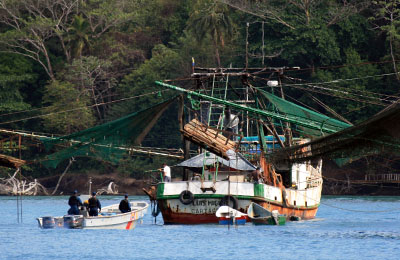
[389,36,400,82]
[213,36,221,67]
[51,158,75,195]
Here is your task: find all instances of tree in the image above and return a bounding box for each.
[0,54,34,125]
[67,15,91,59]
[369,0,400,81]
[188,0,235,67]
[0,0,144,79]
[117,44,186,113]
[0,0,79,80]
[218,0,371,29]
[60,56,117,121]
[42,80,95,134]
[82,0,141,39]
[111,44,185,148]
[311,48,381,123]
[219,1,373,72]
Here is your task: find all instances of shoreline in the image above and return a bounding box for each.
[2,174,398,196]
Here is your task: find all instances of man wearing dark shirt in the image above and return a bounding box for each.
[68,190,82,215]
[88,192,101,216]
[119,194,132,213]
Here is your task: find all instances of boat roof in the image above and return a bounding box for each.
[176,149,256,171]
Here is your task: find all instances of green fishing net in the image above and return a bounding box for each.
[257,88,351,136]
[41,96,177,168]
[270,104,400,164]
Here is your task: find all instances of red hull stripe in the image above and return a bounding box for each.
[126,221,133,230]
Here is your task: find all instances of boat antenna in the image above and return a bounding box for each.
[278,70,293,146]
[245,22,249,71]
[89,177,92,195]
[16,168,23,223]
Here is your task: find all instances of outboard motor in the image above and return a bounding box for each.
[42,216,55,229]
[63,215,83,229]
[79,206,89,217]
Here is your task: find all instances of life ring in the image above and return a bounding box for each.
[219,195,239,210]
[179,190,194,205]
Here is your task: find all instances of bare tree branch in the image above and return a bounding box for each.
[218,0,371,28]
[52,157,75,195]
[218,0,296,29]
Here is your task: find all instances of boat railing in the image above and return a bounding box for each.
[364,173,400,182]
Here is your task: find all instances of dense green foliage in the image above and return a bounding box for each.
[0,0,399,178]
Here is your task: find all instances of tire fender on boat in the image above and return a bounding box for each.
[179,190,194,205]
[219,195,239,209]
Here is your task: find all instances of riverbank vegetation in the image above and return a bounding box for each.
[0,0,399,193]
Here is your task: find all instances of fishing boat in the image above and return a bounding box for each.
[150,147,322,224]
[37,201,149,229]
[247,202,286,225]
[143,67,347,224]
[216,205,247,225]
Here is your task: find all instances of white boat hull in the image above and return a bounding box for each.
[37,201,148,230]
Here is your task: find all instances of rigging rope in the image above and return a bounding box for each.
[0,89,171,125]
[291,178,400,213]
[319,199,400,213]
[251,73,399,105]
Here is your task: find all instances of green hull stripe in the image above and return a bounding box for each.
[156,183,165,198]
[254,184,264,197]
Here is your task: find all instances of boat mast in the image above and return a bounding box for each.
[277,71,293,146]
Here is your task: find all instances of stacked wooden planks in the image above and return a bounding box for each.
[0,154,26,168]
[182,119,236,159]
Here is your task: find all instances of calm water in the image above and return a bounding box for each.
[0,195,399,260]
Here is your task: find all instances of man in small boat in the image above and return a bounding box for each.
[88,192,101,217]
[162,163,171,182]
[68,190,83,215]
[249,167,264,184]
[119,194,132,213]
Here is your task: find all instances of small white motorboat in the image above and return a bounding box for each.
[215,206,247,225]
[37,201,149,230]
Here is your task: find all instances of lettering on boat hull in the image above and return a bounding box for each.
[157,197,318,224]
